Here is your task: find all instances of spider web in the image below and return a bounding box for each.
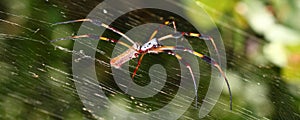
[0,0,299,120]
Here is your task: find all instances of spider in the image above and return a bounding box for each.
[51,18,232,110]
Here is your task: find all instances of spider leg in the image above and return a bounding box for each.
[125,53,145,93]
[51,34,132,49]
[182,32,220,63]
[162,50,199,107]
[149,19,177,40]
[52,18,136,45]
[131,54,145,79]
[51,34,140,70]
[150,46,232,110]
[157,32,221,64]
